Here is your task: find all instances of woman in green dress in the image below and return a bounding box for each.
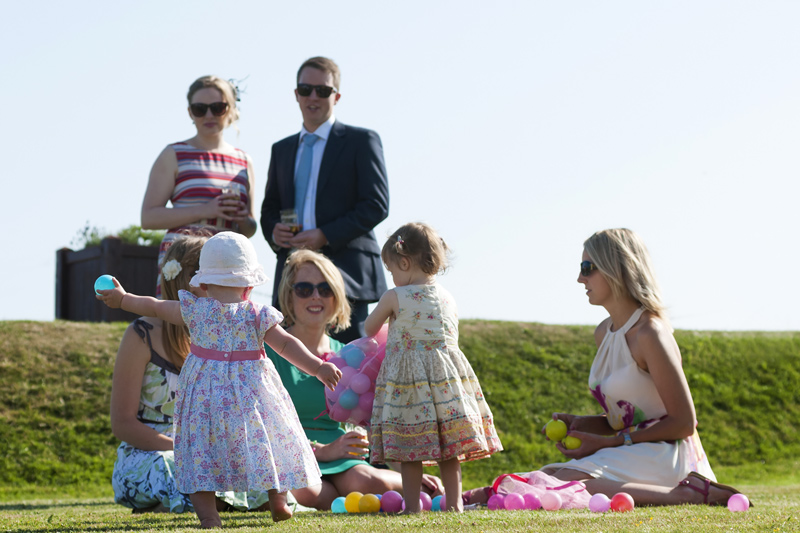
[266,250,444,510]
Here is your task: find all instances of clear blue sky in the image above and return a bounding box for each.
[3,1,798,330]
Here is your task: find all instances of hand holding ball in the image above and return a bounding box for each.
[94,275,116,295]
[562,435,582,450]
[545,419,568,441]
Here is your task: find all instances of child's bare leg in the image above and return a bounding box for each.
[190,491,221,529]
[268,489,293,522]
[439,458,463,512]
[400,461,423,514]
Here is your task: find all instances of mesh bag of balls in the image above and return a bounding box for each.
[325,325,388,426]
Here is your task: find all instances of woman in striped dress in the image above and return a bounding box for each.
[141,76,258,297]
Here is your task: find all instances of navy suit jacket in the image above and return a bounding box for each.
[261,120,389,306]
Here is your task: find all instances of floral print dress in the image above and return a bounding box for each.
[369,283,503,465]
[542,307,716,486]
[111,319,270,512]
[174,291,321,494]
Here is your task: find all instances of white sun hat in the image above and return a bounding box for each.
[189,231,269,287]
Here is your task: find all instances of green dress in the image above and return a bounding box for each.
[266,338,366,475]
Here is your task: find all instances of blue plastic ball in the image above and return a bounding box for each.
[331,497,347,513]
[341,344,366,368]
[432,495,443,511]
[339,389,360,410]
[94,275,116,295]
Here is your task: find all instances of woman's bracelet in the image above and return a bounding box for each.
[310,440,321,452]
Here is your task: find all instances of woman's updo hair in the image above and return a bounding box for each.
[584,228,667,322]
[381,222,450,275]
[186,75,240,128]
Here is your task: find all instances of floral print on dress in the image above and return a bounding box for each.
[369,283,502,465]
[174,291,321,494]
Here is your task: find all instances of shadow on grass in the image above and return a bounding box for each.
[0,500,114,511]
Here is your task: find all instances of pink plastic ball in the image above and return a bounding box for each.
[487,494,506,510]
[439,493,446,511]
[610,492,635,512]
[361,337,380,356]
[727,493,750,512]
[588,493,611,513]
[325,385,341,403]
[420,492,433,511]
[349,406,371,426]
[350,373,372,394]
[503,493,525,510]
[328,403,351,422]
[339,366,357,387]
[541,491,562,511]
[522,493,541,510]
[360,357,381,380]
[358,391,375,411]
[330,356,347,369]
[380,490,403,513]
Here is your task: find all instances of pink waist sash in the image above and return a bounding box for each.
[190,343,266,362]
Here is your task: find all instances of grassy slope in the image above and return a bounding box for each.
[1,320,799,497]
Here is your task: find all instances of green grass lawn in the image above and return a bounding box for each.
[2,482,799,533]
[1,319,799,531]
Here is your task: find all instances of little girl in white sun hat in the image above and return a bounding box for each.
[97,231,341,528]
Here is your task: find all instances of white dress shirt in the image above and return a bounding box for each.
[296,116,336,230]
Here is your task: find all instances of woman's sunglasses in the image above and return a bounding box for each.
[580,260,598,277]
[296,84,337,98]
[293,282,334,298]
[190,101,229,117]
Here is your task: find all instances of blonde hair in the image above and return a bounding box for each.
[160,235,208,368]
[278,250,351,333]
[186,75,240,128]
[584,228,667,321]
[382,222,450,275]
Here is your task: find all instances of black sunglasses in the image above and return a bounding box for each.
[293,282,334,299]
[190,101,229,117]
[580,260,598,277]
[296,84,337,98]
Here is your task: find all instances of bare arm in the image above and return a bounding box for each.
[229,154,257,238]
[264,325,341,390]
[364,290,397,337]
[110,321,174,451]
[96,278,185,326]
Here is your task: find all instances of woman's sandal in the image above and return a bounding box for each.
[679,471,752,507]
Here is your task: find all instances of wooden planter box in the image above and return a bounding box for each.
[56,237,159,322]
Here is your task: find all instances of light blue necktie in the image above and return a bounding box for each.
[294,133,319,221]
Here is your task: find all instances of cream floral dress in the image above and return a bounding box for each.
[369,283,503,465]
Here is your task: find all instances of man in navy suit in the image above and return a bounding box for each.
[261,56,389,343]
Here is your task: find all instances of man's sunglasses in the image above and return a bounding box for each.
[293,282,334,298]
[580,261,598,277]
[296,84,337,98]
[190,101,229,117]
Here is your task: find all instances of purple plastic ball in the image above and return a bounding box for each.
[380,491,403,513]
[522,493,541,510]
[487,494,506,510]
[420,492,432,511]
[504,493,525,510]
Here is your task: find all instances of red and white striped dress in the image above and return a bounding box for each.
[156,142,251,297]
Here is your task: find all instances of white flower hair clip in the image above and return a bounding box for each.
[162,259,183,281]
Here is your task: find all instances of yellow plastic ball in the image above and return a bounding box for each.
[359,493,381,513]
[344,491,364,513]
[563,435,582,450]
